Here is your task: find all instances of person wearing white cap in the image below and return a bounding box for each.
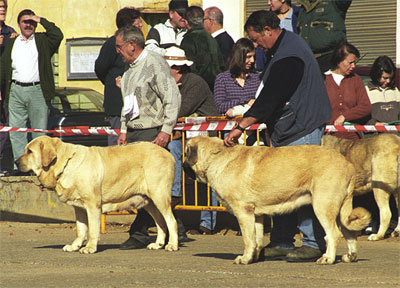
[164,46,220,235]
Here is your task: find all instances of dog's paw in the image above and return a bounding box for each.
[367,234,382,241]
[316,255,335,265]
[391,229,399,238]
[147,242,164,250]
[234,255,252,265]
[79,246,96,254]
[341,253,357,263]
[164,243,179,252]
[62,244,80,252]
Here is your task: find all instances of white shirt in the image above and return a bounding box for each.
[325,70,345,86]
[211,28,226,38]
[144,19,187,56]
[11,34,40,82]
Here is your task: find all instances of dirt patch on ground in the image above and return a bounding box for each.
[1,221,399,288]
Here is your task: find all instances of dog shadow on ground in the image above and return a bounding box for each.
[34,244,121,252]
[193,253,238,260]
[193,253,370,263]
[34,235,196,252]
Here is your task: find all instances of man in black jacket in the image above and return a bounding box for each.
[203,6,234,65]
[95,7,142,146]
[0,9,63,175]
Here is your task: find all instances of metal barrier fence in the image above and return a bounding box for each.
[99,118,400,233]
[100,124,266,233]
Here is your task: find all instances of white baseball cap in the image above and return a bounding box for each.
[164,46,193,67]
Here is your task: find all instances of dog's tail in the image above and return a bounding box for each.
[339,175,371,231]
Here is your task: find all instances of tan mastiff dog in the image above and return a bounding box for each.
[17,136,178,254]
[322,133,400,240]
[183,136,370,265]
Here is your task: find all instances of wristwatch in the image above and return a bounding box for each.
[234,122,246,132]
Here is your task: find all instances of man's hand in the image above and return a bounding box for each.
[117,132,127,145]
[152,131,170,148]
[224,129,242,147]
[24,15,41,23]
[334,115,345,125]
[115,76,122,89]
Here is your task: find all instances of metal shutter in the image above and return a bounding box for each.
[246,0,268,19]
[345,0,396,67]
[246,1,397,67]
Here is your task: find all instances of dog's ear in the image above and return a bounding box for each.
[40,138,57,167]
[185,143,198,166]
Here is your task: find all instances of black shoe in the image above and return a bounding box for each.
[177,217,189,242]
[0,170,9,177]
[286,246,323,262]
[364,220,379,235]
[10,170,31,176]
[385,219,398,237]
[262,243,293,261]
[120,233,150,250]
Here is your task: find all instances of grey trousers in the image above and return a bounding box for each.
[8,83,48,168]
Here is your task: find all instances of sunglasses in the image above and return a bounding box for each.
[22,20,36,25]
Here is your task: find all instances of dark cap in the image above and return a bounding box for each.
[169,0,188,16]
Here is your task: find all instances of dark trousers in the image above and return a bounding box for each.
[126,127,161,237]
[0,99,9,170]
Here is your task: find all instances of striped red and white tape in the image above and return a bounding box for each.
[1,122,399,135]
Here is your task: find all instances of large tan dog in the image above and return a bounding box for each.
[322,133,400,240]
[17,136,178,254]
[183,136,370,265]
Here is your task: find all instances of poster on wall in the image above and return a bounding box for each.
[66,37,107,80]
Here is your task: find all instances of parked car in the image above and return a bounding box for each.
[48,87,111,146]
[1,87,111,171]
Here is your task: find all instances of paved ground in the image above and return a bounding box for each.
[0,222,399,288]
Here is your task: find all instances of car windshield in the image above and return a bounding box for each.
[52,88,104,113]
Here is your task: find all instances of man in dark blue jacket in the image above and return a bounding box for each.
[225,10,331,262]
[203,6,234,65]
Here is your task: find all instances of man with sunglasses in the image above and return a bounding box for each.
[0,9,63,175]
[115,25,181,250]
[145,0,188,56]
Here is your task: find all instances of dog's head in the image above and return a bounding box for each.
[321,135,340,149]
[17,136,73,188]
[183,136,225,183]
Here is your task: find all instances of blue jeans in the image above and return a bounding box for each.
[200,190,218,230]
[168,139,217,230]
[167,139,183,197]
[270,126,326,251]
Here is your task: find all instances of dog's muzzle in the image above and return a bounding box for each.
[183,161,197,180]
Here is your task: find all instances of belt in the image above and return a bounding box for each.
[12,80,40,87]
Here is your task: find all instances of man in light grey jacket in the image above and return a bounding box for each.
[115,25,181,249]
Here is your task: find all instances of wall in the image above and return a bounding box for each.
[4,0,201,94]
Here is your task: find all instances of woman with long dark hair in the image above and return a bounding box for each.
[213,38,260,118]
